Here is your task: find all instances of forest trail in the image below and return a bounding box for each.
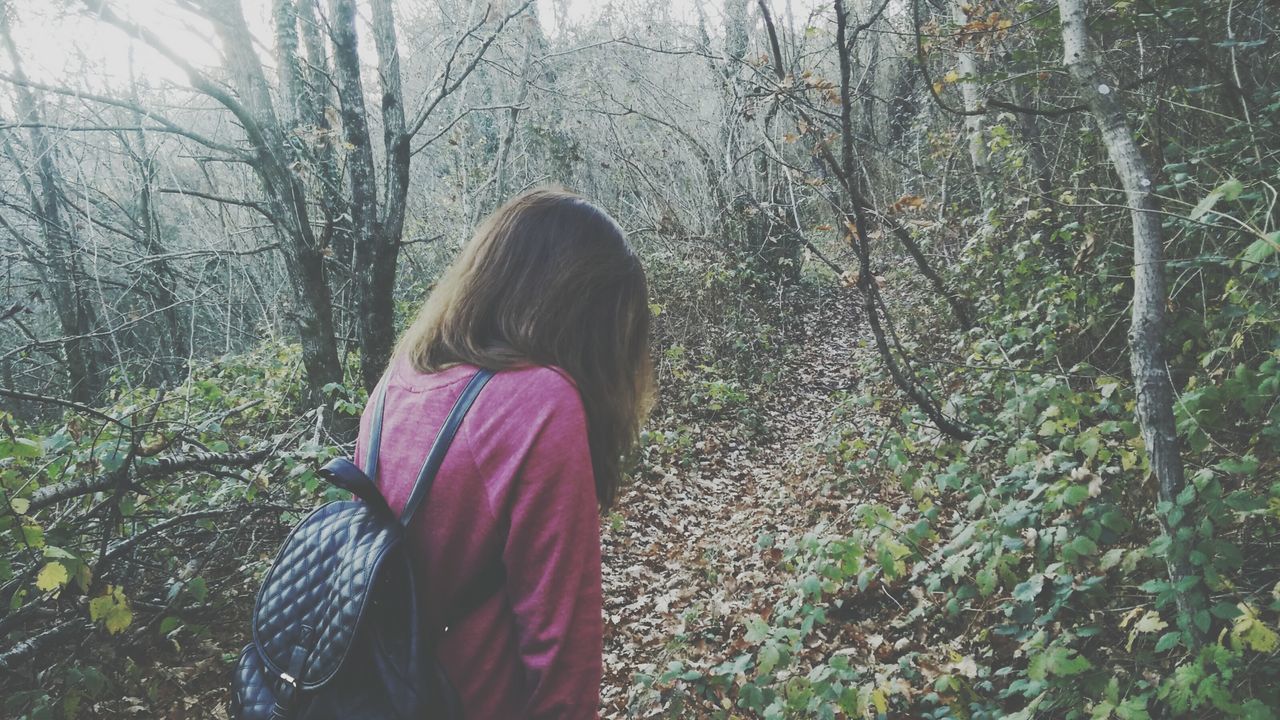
[3,0,1275,716]
[601,293,865,717]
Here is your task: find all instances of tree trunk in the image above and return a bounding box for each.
[296,0,354,341]
[492,18,536,205]
[127,125,189,383]
[368,0,412,391]
[1058,0,1202,644]
[328,0,380,391]
[196,0,343,403]
[330,0,407,392]
[0,13,105,404]
[951,0,991,210]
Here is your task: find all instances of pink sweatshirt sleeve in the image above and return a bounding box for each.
[476,369,603,718]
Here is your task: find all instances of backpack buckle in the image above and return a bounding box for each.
[279,672,297,687]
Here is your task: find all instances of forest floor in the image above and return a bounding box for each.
[602,291,874,718]
[84,290,877,719]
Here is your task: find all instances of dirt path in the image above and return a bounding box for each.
[73,295,865,720]
[601,295,863,717]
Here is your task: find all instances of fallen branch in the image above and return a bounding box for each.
[102,508,242,563]
[0,619,90,672]
[0,387,126,428]
[28,448,272,513]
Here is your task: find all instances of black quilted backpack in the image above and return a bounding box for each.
[231,369,501,719]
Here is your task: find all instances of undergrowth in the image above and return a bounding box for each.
[639,168,1279,716]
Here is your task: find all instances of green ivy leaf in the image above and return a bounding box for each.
[1099,548,1126,571]
[187,577,208,603]
[1155,631,1181,652]
[1063,485,1090,506]
[9,438,42,458]
[744,615,770,643]
[1241,232,1278,266]
[976,566,997,597]
[1030,645,1092,680]
[1176,484,1197,506]
[757,644,781,675]
[22,524,45,549]
[1217,456,1259,475]
[1013,574,1044,603]
[1064,536,1098,562]
[1190,178,1243,221]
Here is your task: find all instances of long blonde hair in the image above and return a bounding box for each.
[394,188,653,509]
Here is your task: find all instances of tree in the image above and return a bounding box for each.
[84,0,346,406]
[756,0,974,439]
[948,0,991,211]
[0,8,106,404]
[1057,0,1202,643]
[71,0,530,406]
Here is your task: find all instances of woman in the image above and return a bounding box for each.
[355,188,653,719]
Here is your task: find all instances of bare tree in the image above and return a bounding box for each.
[756,0,974,439]
[0,8,105,403]
[1057,0,1201,643]
[81,0,346,405]
[949,0,990,210]
[62,0,531,404]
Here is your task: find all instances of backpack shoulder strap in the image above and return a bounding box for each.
[363,380,389,479]
[400,368,495,529]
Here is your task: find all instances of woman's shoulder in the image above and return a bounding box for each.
[464,365,590,486]
[494,364,579,394]
[469,364,585,428]
[488,361,581,394]
[387,359,575,400]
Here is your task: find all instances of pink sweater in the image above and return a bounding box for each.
[354,360,602,719]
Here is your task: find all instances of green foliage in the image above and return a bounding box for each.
[640,23,1279,712]
[656,299,1277,717]
[0,338,362,717]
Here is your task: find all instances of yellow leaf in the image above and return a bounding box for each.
[1232,603,1279,653]
[932,81,944,95]
[75,563,93,592]
[36,562,69,592]
[1126,609,1168,651]
[944,70,961,83]
[1135,610,1168,634]
[9,497,30,515]
[1119,606,1144,629]
[871,688,889,714]
[1120,450,1137,470]
[105,605,132,634]
[89,586,134,635]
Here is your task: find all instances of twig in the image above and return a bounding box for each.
[0,619,90,671]
[0,387,126,428]
[28,448,272,513]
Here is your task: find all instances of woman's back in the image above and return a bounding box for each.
[355,359,602,719]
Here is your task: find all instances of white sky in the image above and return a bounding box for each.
[6,0,739,90]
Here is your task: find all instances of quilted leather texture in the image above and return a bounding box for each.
[231,370,493,719]
[252,500,400,687]
[233,609,438,720]
[232,644,278,716]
